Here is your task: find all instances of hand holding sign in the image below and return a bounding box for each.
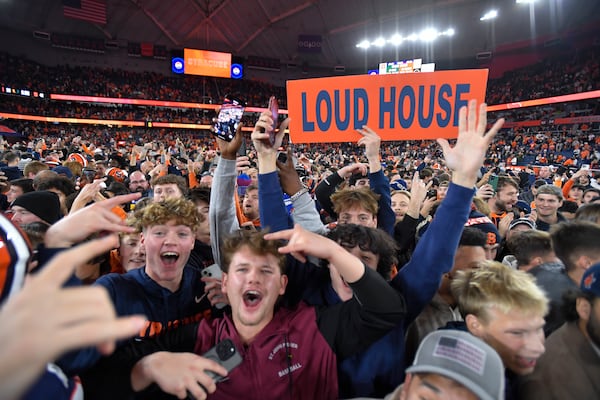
[437,100,504,188]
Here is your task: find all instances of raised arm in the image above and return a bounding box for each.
[210,127,244,266]
[357,126,394,235]
[252,112,292,233]
[264,225,405,359]
[394,100,505,321]
[277,148,327,235]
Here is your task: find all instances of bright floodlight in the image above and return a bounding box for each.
[420,28,439,42]
[389,34,403,45]
[516,0,537,3]
[356,40,370,49]
[373,37,386,47]
[406,33,418,41]
[444,28,455,36]
[480,10,498,21]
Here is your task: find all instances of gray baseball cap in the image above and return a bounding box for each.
[406,330,505,400]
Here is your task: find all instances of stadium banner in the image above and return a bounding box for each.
[286,69,488,143]
[184,49,231,78]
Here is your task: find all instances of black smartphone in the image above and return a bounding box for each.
[202,338,243,382]
[213,97,246,142]
[268,96,279,145]
[427,189,438,199]
[238,137,247,157]
[277,151,288,164]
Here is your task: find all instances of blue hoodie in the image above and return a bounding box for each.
[258,172,474,397]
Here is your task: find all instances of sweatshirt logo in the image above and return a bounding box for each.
[269,340,303,378]
[278,362,302,378]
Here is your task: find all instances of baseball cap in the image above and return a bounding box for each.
[581,262,600,297]
[390,179,407,191]
[509,218,536,231]
[514,200,531,214]
[407,330,505,400]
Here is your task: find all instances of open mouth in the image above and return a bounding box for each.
[243,290,263,307]
[160,251,179,265]
[515,356,537,369]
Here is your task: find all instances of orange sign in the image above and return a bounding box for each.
[286,69,488,143]
[184,49,231,78]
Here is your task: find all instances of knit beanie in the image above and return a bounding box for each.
[12,191,61,225]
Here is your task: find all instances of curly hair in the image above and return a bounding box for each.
[327,223,398,280]
[137,198,199,232]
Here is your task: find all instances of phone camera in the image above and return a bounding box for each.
[216,341,235,360]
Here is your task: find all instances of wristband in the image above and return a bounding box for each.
[290,186,308,202]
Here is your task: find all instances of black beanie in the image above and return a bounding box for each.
[12,191,61,225]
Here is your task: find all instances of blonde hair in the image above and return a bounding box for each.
[452,261,549,323]
[137,198,199,233]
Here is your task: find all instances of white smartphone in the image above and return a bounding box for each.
[201,264,227,309]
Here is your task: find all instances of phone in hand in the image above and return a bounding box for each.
[213,96,246,142]
[202,339,242,383]
[201,263,222,280]
[201,264,227,309]
[276,151,288,164]
[488,174,499,192]
[268,96,279,145]
[427,189,438,199]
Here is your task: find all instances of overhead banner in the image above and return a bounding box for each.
[286,69,488,143]
[184,48,231,78]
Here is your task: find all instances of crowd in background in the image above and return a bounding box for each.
[0,42,600,400]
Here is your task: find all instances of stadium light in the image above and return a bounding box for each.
[373,37,386,47]
[516,0,537,3]
[480,10,498,21]
[420,28,439,42]
[356,28,455,49]
[389,34,403,45]
[356,40,370,49]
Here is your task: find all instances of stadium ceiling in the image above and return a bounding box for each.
[0,0,599,73]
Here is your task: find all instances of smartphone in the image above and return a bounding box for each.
[268,96,279,145]
[489,174,499,192]
[213,97,245,142]
[277,151,288,164]
[201,263,222,280]
[238,137,247,157]
[427,189,438,199]
[202,339,243,383]
[201,264,227,309]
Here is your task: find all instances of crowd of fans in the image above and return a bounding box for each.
[0,52,287,107]
[0,42,599,400]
